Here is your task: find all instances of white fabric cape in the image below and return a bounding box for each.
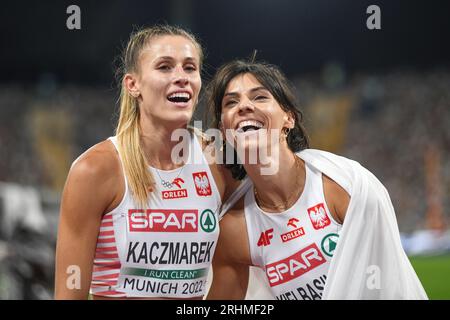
[218,149,428,300]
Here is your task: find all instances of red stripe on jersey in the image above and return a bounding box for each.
[93,273,120,280]
[92,290,126,297]
[91,280,118,287]
[94,260,121,267]
[99,230,115,237]
[95,253,119,259]
[91,212,122,298]
[97,237,116,244]
[101,221,114,227]
[93,265,121,273]
[96,246,118,252]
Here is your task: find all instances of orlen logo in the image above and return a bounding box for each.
[128,209,198,232]
[265,243,326,287]
[280,227,305,243]
[162,178,188,200]
[162,189,188,200]
[280,217,305,243]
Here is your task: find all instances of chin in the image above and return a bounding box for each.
[234,130,267,148]
[234,139,268,165]
[166,111,193,126]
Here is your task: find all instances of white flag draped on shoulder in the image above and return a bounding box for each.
[219,149,428,300]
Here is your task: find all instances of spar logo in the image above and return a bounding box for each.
[162,178,188,200]
[307,203,331,230]
[200,209,217,233]
[281,218,305,243]
[321,233,339,257]
[192,172,212,196]
[265,243,326,287]
[128,209,198,232]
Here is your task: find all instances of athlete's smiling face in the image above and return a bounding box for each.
[220,73,294,151]
[126,35,201,126]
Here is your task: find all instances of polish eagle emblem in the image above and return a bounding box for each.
[307,203,331,230]
[192,172,212,196]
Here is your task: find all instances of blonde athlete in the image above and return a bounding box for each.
[55,25,236,299]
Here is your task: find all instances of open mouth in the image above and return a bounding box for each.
[236,120,264,133]
[167,92,191,104]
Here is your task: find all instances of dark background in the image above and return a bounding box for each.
[1,0,450,85]
[0,0,449,300]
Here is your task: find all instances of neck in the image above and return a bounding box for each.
[139,117,190,170]
[244,144,305,213]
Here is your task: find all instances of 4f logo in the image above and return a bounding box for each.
[257,228,274,247]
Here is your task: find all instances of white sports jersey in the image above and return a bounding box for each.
[244,162,342,300]
[90,132,221,298]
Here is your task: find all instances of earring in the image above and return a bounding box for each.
[284,127,291,136]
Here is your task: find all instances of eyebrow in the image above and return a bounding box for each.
[224,86,269,97]
[155,56,198,63]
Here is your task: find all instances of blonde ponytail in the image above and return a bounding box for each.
[116,88,153,208]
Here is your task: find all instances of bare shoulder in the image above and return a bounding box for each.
[64,139,123,215]
[72,140,119,176]
[322,174,350,224]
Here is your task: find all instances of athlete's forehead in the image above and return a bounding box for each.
[140,35,200,65]
[224,73,270,97]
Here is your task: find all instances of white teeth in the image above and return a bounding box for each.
[168,92,191,99]
[237,120,264,131]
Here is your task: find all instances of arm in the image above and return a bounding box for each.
[208,244,249,299]
[54,145,120,299]
[207,205,250,300]
[323,174,350,224]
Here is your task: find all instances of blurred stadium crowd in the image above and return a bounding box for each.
[0,68,449,298]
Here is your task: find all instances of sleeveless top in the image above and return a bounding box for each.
[244,162,342,300]
[90,132,221,298]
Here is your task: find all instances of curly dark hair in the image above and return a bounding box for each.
[206,59,310,180]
